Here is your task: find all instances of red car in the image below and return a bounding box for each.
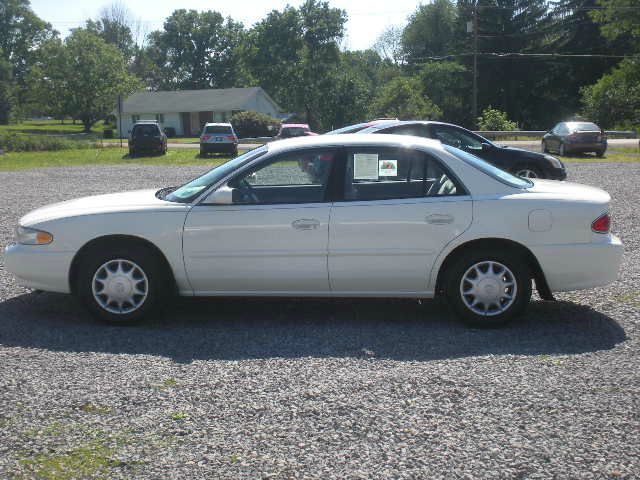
[276,123,318,139]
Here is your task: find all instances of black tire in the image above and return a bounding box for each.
[199,148,205,157]
[596,149,605,158]
[444,248,532,328]
[232,147,238,157]
[76,244,170,324]
[559,142,566,156]
[129,148,135,157]
[541,140,548,153]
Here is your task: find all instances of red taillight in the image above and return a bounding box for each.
[202,135,210,141]
[227,135,237,141]
[591,213,610,234]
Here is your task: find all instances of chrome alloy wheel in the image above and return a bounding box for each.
[515,168,538,178]
[459,261,517,316]
[91,259,148,314]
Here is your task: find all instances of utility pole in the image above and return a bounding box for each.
[472,1,478,128]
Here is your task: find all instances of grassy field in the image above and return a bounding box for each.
[0,119,107,137]
[0,147,234,171]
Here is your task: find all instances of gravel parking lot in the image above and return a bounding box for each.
[0,162,639,479]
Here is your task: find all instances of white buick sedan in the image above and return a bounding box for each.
[4,135,623,327]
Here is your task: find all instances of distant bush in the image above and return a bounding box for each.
[231,111,280,138]
[0,132,99,152]
[477,107,517,131]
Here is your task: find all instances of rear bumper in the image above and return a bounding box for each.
[4,244,73,293]
[531,235,623,292]
[565,142,607,153]
[200,143,237,153]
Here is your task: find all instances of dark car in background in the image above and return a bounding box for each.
[542,121,607,157]
[325,118,399,135]
[128,121,167,157]
[358,120,567,180]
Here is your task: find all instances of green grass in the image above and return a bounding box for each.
[0,119,107,137]
[0,147,234,171]
[18,444,122,480]
[560,151,640,163]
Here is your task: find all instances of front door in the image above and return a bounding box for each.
[180,112,191,136]
[328,146,472,295]
[183,148,338,295]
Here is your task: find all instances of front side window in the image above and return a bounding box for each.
[344,147,463,201]
[228,149,336,204]
[431,125,483,152]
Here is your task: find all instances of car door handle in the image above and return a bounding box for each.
[292,219,320,230]
[426,214,454,225]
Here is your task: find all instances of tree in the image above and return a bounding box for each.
[477,106,517,131]
[85,1,136,61]
[370,76,442,120]
[147,9,244,90]
[0,50,14,124]
[581,59,640,128]
[0,0,55,122]
[373,25,405,66]
[230,110,280,138]
[402,0,458,67]
[30,30,140,132]
[591,0,640,47]
[238,1,346,130]
[419,61,470,126]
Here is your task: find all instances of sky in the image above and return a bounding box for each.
[30,0,422,51]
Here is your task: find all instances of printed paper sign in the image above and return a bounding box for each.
[378,159,398,177]
[353,153,379,180]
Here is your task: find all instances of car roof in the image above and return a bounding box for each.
[204,122,232,126]
[133,120,159,125]
[266,133,443,154]
[281,123,310,128]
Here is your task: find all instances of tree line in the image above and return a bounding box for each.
[0,0,638,133]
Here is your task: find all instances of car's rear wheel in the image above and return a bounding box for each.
[77,245,168,324]
[513,166,544,179]
[596,149,605,158]
[541,140,548,153]
[559,143,566,156]
[445,249,532,327]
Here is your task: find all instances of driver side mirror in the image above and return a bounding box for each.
[481,142,492,151]
[202,185,237,205]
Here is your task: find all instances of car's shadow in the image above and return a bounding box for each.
[0,293,626,363]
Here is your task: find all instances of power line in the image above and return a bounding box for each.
[412,52,638,61]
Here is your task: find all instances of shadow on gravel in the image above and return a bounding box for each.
[0,292,626,363]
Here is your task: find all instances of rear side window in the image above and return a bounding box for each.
[204,125,233,134]
[133,124,159,136]
[344,147,464,201]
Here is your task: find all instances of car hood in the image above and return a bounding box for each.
[20,189,183,226]
[499,145,545,159]
[526,179,610,204]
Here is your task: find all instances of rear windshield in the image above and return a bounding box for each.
[444,145,532,189]
[133,124,159,135]
[281,127,308,136]
[568,122,600,132]
[204,125,233,134]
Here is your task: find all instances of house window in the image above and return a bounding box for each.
[132,115,140,123]
[155,114,164,123]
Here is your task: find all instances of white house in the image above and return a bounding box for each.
[116,87,282,137]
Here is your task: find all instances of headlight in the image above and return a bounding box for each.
[15,226,53,245]
[544,154,564,169]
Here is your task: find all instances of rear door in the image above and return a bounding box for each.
[328,146,472,295]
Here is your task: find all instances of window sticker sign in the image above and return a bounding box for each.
[378,159,398,177]
[353,153,379,180]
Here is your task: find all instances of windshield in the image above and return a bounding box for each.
[204,125,232,134]
[568,122,600,132]
[165,146,268,203]
[444,145,532,189]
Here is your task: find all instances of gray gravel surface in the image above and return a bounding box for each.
[0,163,639,479]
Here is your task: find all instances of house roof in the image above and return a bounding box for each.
[120,87,281,114]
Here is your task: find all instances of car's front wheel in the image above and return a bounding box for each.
[77,245,168,324]
[513,166,544,179]
[445,249,532,327]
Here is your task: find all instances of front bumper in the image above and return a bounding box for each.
[547,166,567,181]
[3,244,74,293]
[531,234,623,292]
